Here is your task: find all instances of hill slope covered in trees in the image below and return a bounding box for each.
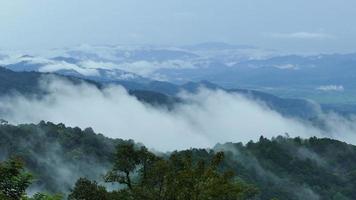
[0,122,355,199]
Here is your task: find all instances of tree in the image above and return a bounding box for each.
[68,178,108,200]
[98,142,258,199]
[0,157,62,200]
[0,157,32,200]
[25,193,63,200]
[104,142,141,190]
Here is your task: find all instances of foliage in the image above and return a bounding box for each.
[0,157,62,200]
[68,178,108,200]
[3,122,356,199]
[215,136,356,200]
[0,157,32,200]
[0,121,125,193]
[69,142,258,200]
[24,193,63,200]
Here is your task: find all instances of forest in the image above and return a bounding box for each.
[0,122,355,199]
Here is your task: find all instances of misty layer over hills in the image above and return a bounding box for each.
[2,0,356,199]
[0,51,356,200]
[0,74,355,151]
[1,44,356,199]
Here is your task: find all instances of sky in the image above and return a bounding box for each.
[0,0,355,53]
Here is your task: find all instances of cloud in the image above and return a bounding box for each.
[1,47,201,81]
[39,62,100,77]
[0,77,355,151]
[113,60,196,79]
[215,144,321,200]
[270,32,334,40]
[316,85,344,92]
[273,64,299,70]
[0,55,101,77]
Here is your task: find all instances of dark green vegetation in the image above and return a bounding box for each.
[0,157,62,200]
[215,136,356,200]
[0,158,32,199]
[1,122,356,199]
[0,121,123,193]
[69,143,257,200]
[0,126,257,200]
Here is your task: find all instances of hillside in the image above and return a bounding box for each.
[0,121,124,193]
[0,67,322,119]
[0,67,53,95]
[1,122,356,199]
[0,67,177,107]
[215,136,356,200]
[0,67,96,95]
[3,46,356,106]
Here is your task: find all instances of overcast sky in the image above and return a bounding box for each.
[0,0,355,53]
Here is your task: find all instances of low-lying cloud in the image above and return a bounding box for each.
[270,32,334,40]
[0,77,355,151]
[316,85,344,92]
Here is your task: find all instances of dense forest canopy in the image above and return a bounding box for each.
[1,148,257,200]
[0,122,355,199]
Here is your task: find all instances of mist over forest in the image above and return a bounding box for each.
[1,1,356,200]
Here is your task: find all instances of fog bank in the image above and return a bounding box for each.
[0,77,354,151]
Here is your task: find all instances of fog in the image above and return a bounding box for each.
[0,77,355,151]
[215,143,321,200]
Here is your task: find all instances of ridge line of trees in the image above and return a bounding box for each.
[1,142,258,200]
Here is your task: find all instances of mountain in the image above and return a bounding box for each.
[228,88,320,119]
[3,45,356,106]
[202,53,356,105]
[2,122,356,199]
[0,67,178,107]
[64,45,199,62]
[0,67,330,119]
[0,44,275,85]
[183,42,255,50]
[0,121,123,193]
[0,67,88,95]
[116,79,323,118]
[4,57,150,83]
[118,79,320,118]
[214,136,356,200]
[212,53,356,88]
[7,44,355,107]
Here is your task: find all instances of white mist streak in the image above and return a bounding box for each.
[0,77,342,151]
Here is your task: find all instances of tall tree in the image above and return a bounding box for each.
[99,142,258,199]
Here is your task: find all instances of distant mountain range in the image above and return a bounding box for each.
[1,44,356,106]
[1,43,356,107]
[213,53,356,88]
[0,43,275,84]
[0,67,179,107]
